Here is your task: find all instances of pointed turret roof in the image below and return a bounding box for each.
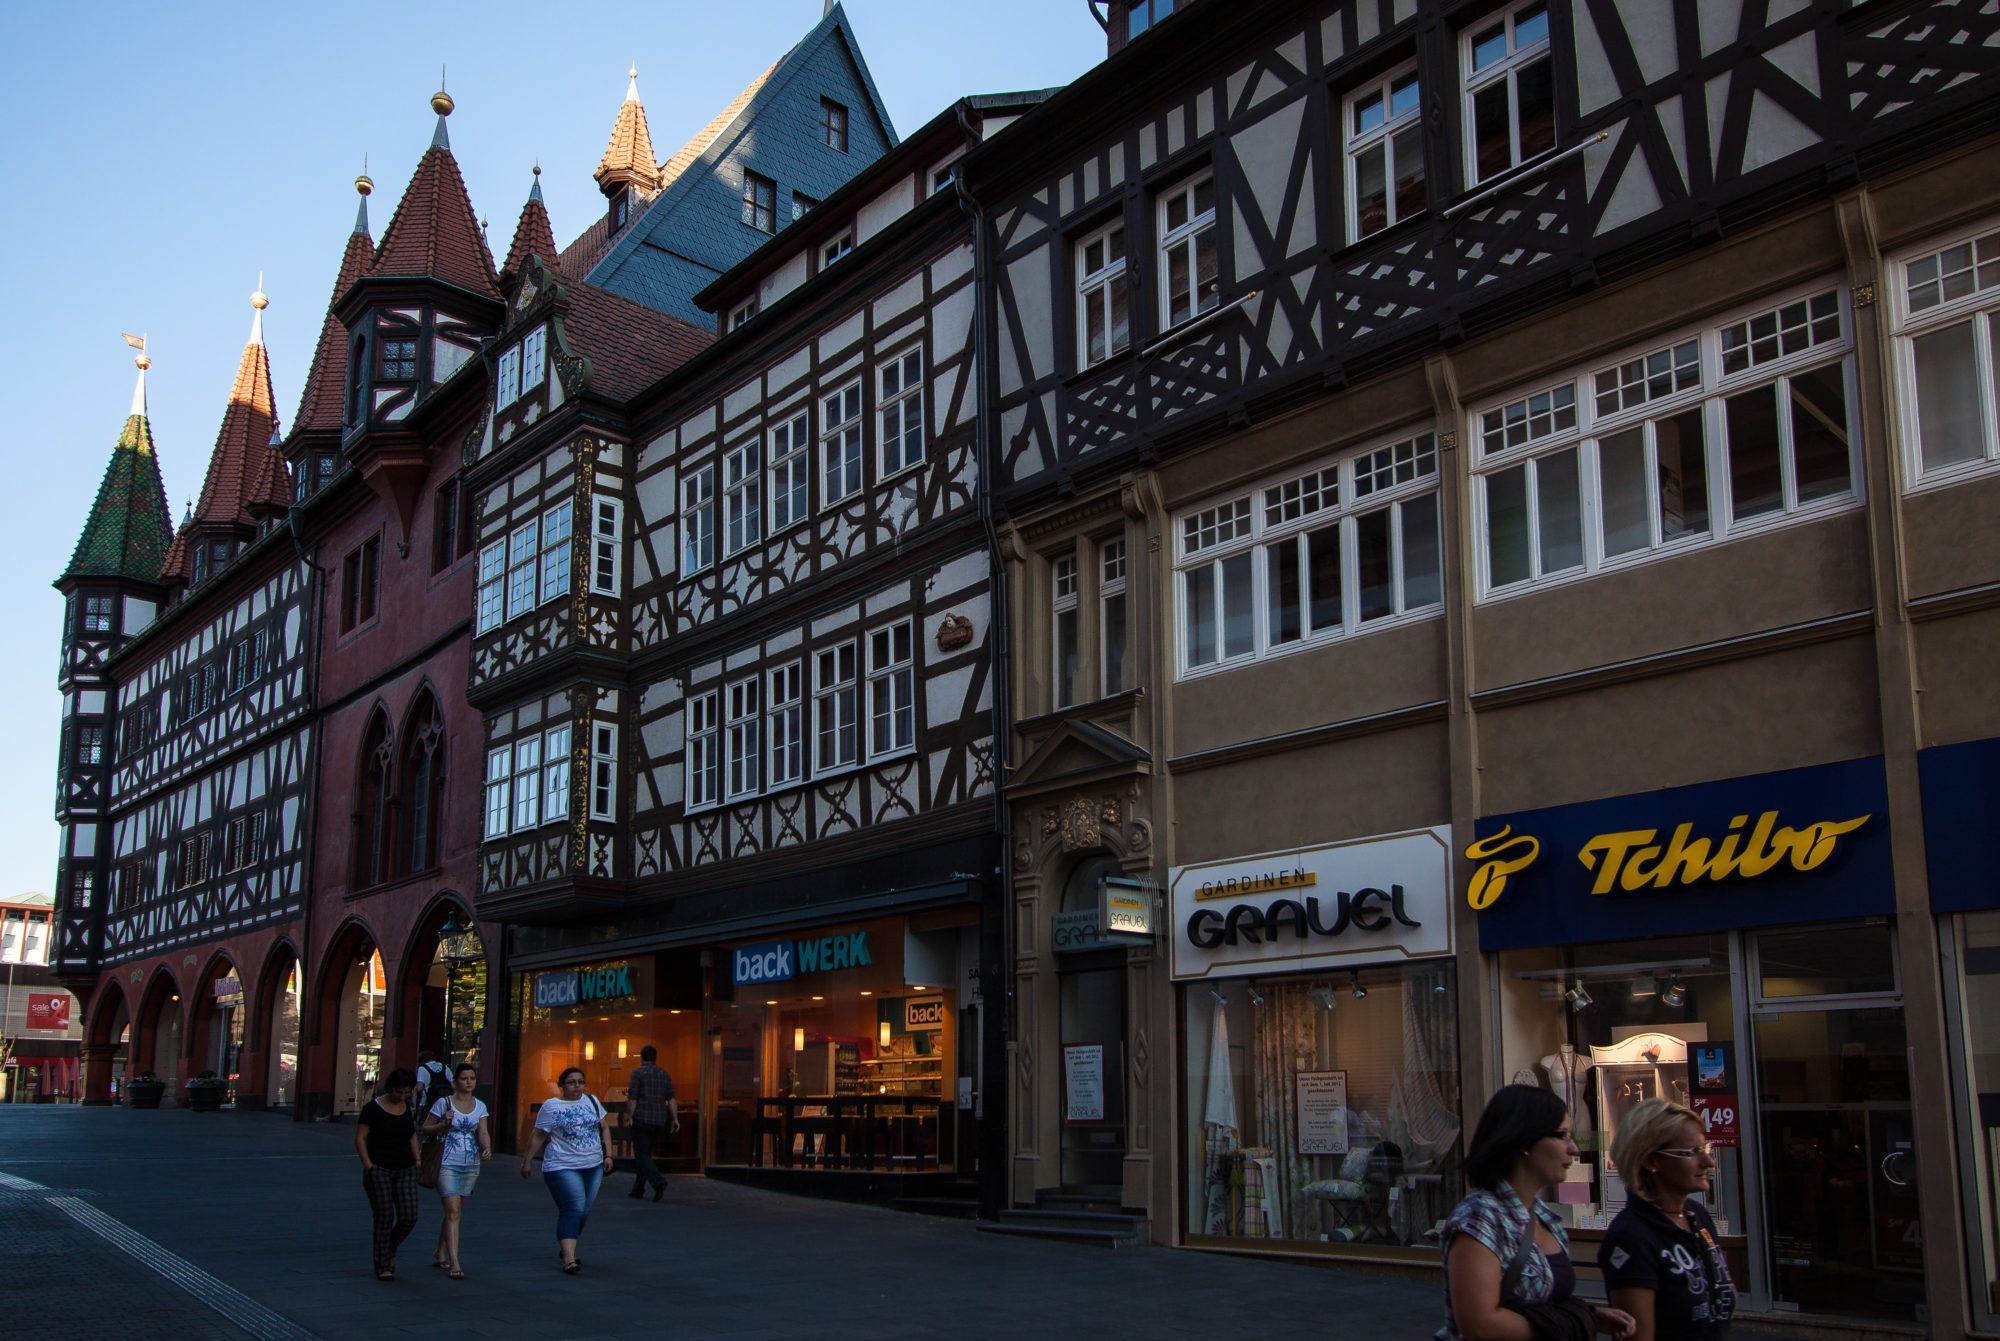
[60,349,174,586]
[369,91,500,299]
[160,287,291,581]
[595,66,661,196]
[295,175,377,432]
[501,168,558,288]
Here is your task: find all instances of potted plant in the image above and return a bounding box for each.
[126,1072,165,1109]
[185,1071,226,1112]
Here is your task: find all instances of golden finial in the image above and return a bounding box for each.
[250,271,268,311]
[432,64,453,117]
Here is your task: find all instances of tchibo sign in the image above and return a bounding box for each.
[732,931,873,986]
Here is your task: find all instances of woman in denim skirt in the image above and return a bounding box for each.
[422,1063,491,1279]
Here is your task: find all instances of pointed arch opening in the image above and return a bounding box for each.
[317,918,386,1117]
[354,707,395,889]
[134,967,187,1102]
[254,939,304,1110]
[400,689,447,878]
[188,950,246,1104]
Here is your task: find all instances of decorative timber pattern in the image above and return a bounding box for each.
[988,0,2000,493]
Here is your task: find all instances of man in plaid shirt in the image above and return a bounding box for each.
[625,1045,679,1201]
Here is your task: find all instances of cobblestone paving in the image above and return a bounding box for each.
[0,1105,1795,1339]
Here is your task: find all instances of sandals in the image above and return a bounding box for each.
[432,1260,451,1272]
[449,1267,466,1280]
[562,1259,581,1275]
[376,1268,395,1282]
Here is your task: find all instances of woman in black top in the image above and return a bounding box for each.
[1600,1099,1738,1340]
[354,1067,422,1281]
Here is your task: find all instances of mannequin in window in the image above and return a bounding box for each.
[1539,1044,1594,1139]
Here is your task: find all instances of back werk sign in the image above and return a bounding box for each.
[1466,756,1893,951]
[1169,827,1454,980]
[533,963,637,1010]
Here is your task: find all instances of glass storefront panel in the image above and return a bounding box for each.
[1958,910,2000,1323]
[267,961,299,1108]
[1184,961,1461,1250]
[1497,935,1748,1279]
[1757,924,1899,999]
[513,955,702,1171]
[711,915,962,1174]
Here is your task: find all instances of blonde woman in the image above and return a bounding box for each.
[1600,1099,1738,1340]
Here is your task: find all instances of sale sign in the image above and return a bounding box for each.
[1688,1041,1738,1147]
[26,993,71,1031]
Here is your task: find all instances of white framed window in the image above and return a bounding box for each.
[822,230,854,269]
[476,539,505,634]
[1157,171,1219,328]
[177,833,211,890]
[1474,284,1859,599]
[589,721,618,821]
[723,439,763,556]
[1076,222,1130,370]
[822,381,864,503]
[1346,64,1425,242]
[729,299,757,332]
[590,497,621,595]
[879,351,925,477]
[1100,538,1129,696]
[505,517,540,621]
[768,661,804,787]
[542,724,572,824]
[1462,1,1555,185]
[1175,432,1444,676]
[225,812,264,873]
[512,736,543,831]
[82,595,114,635]
[769,411,811,532]
[681,465,716,574]
[686,695,719,810]
[520,325,547,393]
[814,642,859,772]
[867,621,915,758]
[1052,553,1080,709]
[1892,219,2000,487]
[495,345,522,410]
[538,502,573,603]
[725,676,761,800]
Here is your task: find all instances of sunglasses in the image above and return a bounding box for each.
[1659,1143,1717,1160]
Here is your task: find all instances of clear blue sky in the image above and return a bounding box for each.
[0,1,1106,899]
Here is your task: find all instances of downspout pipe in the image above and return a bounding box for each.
[956,104,1014,1221]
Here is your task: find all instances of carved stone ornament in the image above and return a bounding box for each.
[935,613,974,652]
[1852,283,1876,309]
[1044,793,1122,851]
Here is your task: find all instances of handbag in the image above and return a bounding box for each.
[416,1098,446,1189]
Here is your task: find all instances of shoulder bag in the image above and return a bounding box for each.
[416,1098,446,1189]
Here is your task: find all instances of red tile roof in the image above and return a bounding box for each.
[595,80,661,193]
[502,187,558,288]
[161,327,290,581]
[295,224,375,431]
[554,272,715,402]
[371,145,500,299]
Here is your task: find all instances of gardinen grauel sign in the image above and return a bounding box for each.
[1168,827,1454,981]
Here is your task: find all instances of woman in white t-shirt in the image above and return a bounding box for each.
[520,1066,614,1273]
[422,1063,491,1279]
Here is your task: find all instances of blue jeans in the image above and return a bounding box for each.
[542,1165,603,1241]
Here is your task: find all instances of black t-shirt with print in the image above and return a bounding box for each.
[1599,1197,1737,1339]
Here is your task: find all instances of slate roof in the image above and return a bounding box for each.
[502,176,559,288]
[294,199,376,432]
[61,401,174,586]
[160,320,290,581]
[552,268,715,402]
[370,129,500,300]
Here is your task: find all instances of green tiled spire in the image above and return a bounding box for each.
[59,362,174,586]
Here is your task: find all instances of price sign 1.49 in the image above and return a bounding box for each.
[1691,1093,1739,1148]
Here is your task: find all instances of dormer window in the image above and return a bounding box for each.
[380,338,418,381]
[496,345,522,410]
[192,546,208,585]
[612,192,630,230]
[792,194,819,222]
[822,231,854,270]
[80,595,113,635]
[742,173,776,233]
[729,299,757,332]
[346,335,366,425]
[521,326,547,393]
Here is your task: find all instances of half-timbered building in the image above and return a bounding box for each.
[470,92,1044,1209]
[961,0,2000,1327]
[60,295,316,1111]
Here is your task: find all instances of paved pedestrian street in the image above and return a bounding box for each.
[0,1105,1796,1340]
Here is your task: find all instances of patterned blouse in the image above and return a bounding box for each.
[1435,1183,1570,1341]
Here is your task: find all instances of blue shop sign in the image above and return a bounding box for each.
[1920,736,2000,914]
[731,931,872,986]
[1468,757,1893,952]
[534,963,635,1010]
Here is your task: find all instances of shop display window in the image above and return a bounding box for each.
[1496,934,1746,1259]
[513,955,703,1173]
[1957,911,2000,1322]
[1184,962,1461,1251]
[708,915,968,1175]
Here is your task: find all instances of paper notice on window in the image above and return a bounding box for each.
[1063,1044,1106,1124]
[1296,1070,1349,1156]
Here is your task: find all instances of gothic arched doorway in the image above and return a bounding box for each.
[331,942,386,1116]
[262,948,302,1109]
[1057,854,1128,1192]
